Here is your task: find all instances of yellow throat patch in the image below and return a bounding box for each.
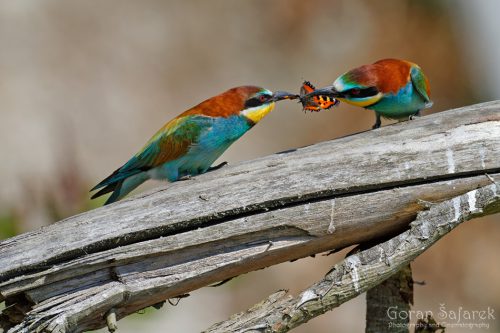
[243,102,276,123]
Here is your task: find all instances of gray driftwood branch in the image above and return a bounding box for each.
[205,183,500,333]
[0,101,499,332]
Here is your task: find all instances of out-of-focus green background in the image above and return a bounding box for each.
[0,1,499,332]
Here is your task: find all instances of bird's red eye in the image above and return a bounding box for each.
[351,89,361,96]
[259,95,267,102]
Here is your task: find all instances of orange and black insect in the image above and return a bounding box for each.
[299,81,340,112]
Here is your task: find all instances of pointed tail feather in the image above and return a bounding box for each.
[91,172,150,205]
[104,180,125,205]
[91,167,134,192]
[90,182,119,200]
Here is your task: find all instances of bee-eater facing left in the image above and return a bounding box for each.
[302,59,433,129]
[91,86,297,205]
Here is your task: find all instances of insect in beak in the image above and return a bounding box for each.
[299,81,340,112]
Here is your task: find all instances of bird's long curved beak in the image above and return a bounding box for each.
[303,85,344,99]
[271,91,300,102]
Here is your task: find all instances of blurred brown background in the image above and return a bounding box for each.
[0,0,499,332]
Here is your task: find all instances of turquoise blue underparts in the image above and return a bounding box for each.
[371,81,430,119]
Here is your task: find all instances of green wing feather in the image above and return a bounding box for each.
[410,66,431,103]
[91,115,212,192]
[132,116,206,169]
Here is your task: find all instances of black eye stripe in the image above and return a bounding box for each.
[346,87,378,98]
[245,97,263,108]
[245,95,271,108]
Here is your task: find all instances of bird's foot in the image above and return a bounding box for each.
[207,161,228,172]
[409,111,422,121]
[372,114,382,129]
[178,175,192,181]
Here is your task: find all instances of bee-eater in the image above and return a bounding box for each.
[91,86,298,205]
[302,59,433,129]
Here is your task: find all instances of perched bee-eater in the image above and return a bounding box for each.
[302,59,433,129]
[91,86,298,205]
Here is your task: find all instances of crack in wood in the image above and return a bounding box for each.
[4,169,499,286]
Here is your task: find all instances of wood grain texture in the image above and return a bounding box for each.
[0,101,499,332]
[365,264,413,333]
[205,184,500,333]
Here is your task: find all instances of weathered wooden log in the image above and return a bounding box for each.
[205,184,500,332]
[0,101,499,332]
